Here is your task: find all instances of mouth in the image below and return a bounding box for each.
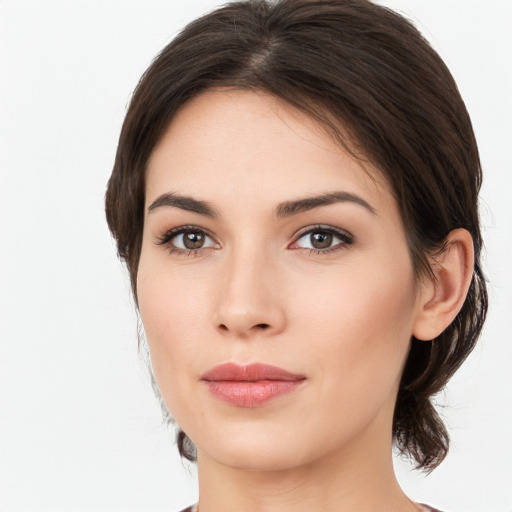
[201,362,306,408]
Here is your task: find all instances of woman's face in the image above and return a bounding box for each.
[138,89,426,471]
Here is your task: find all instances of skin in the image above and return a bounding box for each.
[137,89,472,512]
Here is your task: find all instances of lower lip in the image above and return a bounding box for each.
[204,380,305,407]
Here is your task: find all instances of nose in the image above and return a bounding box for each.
[213,248,286,339]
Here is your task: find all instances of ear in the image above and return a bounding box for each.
[413,228,475,341]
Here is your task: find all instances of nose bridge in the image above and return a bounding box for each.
[214,240,285,338]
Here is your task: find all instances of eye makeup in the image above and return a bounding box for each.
[154,223,354,258]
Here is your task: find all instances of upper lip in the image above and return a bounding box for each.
[201,363,305,382]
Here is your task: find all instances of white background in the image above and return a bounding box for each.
[0,1,511,511]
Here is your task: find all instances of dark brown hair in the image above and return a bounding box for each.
[105,0,487,472]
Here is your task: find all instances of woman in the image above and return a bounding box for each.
[105,0,487,510]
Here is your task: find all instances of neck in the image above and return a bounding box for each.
[195,412,418,512]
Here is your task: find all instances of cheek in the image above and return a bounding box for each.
[291,257,418,412]
[136,250,232,434]
[137,243,213,341]
[139,284,205,347]
[136,256,205,400]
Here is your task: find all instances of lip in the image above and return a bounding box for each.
[201,363,306,408]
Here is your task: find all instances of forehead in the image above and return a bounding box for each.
[145,89,395,218]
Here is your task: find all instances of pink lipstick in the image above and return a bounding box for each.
[201,363,306,407]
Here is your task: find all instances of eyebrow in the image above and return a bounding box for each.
[148,192,219,218]
[147,190,376,218]
[275,191,376,217]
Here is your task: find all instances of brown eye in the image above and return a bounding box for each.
[157,225,220,254]
[310,232,333,249]
[183,231,206,249]
[292,225,353,254]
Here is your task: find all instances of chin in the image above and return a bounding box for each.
[195,428,314,472]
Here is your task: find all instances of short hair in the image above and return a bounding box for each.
[105,0,487,472]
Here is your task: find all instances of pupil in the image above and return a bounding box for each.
[311,232,332,249]
[184,232,204,249]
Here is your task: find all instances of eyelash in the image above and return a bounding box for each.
[155,224,354,257]
[155,225,218,257]
[292,225,354,255]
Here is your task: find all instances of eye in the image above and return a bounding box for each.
[291,225,353,254]
[156,225,220,255]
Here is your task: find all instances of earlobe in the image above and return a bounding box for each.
[413,228,475,341]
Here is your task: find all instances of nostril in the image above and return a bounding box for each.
[216,322,271,334]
